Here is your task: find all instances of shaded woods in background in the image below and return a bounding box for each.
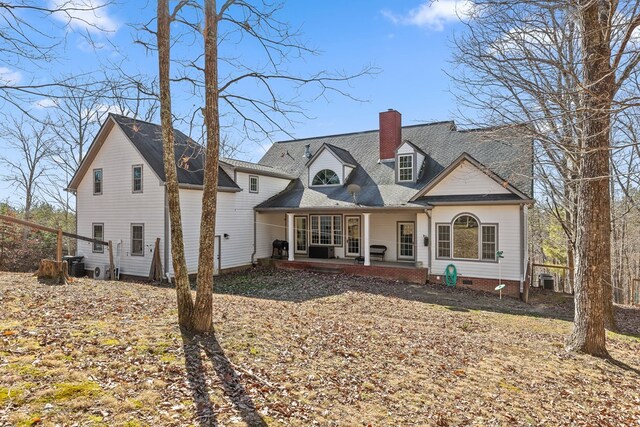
[0,204,75,272]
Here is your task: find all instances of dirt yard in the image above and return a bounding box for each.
[0,269,638,426]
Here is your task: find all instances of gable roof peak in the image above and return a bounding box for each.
[305,142,358,167]
[67,114,239,191]
[410,152,531,202]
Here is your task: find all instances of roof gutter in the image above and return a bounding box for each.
[178,183,242,192]
[223,165,295,180]
[421,199,534,206]
[255,205,426,213]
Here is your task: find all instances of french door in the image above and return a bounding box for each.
[345,216,361,257]
[398,222,415,260]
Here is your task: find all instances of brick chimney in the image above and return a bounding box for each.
[379,109,402,160]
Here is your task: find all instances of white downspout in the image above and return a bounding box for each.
[363,213,371,266]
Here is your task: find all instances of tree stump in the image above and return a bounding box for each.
[36,259,69,284]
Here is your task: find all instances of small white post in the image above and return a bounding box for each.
[363,213,371,266]
[496,250,505,299]
[287,213,295,261]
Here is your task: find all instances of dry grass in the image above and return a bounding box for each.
[0,269,638,426]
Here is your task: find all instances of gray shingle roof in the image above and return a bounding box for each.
[256,121,533,209]
[325,144,358,166]
[220,157,295,179]
[111,114,239,190]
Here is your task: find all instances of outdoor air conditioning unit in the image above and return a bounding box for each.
[94,265,110,280]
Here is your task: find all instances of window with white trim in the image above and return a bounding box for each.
[437,224,450,258]
[310,214,342,245]
[436,215,498,262]
[92,223,104,253]
[132,165,143,193]
[481,225,497,261]
[312,169,340,186]
[131,224,144,256]
[398,154,413,181]
[249,175,259,193]
[93,169,103,195]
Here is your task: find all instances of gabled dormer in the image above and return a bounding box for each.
[306,143,358,187]
[395,140,425,184]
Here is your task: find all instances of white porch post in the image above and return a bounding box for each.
[287,213,295,261]
[363,212,371,266]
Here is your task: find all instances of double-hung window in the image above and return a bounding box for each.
[481,225,497,261]
[437,224,451,258]
[310,214,342,246]
[132,165,143,193]
[131,224,144,256]
[249,175,259,193]
[398,154,413,182]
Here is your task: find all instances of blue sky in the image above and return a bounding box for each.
[1,0,473,205]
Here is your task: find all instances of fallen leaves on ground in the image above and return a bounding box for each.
[0,269,638,426]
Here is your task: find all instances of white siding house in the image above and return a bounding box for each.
[255,109,534,296]
[68,114,291,279]
[171,172,292,275]
[69,109,533,298]
[74,120,166,277]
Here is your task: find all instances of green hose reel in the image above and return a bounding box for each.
[444,264,457,287]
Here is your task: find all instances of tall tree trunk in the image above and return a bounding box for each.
[567,0,613,356]
[157,0,194,330]
[192,0,219,334]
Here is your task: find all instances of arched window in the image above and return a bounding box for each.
[436,214,497,261]
[312,169,340,185]
[453,215,479,259]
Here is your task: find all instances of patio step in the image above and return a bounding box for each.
[307,265,343,274]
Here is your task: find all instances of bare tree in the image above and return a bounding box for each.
[451,2,584,294]
[104,75,160,123]
[152,0,374,333]
[0,118,56,221]
[0,1,117,116]
[157,0,195,330]
[452,0,640,355]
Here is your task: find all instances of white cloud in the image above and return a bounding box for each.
[84,104,128,122]
[383,0,473,31]
[0,67,22,85]
[49,0,120,35]
[487,25,555,56]
[34,98,58,109]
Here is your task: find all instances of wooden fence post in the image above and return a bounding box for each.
[148,238,163,281]
[57,228,63,271]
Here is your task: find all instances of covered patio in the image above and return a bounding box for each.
[255,205,431,285]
